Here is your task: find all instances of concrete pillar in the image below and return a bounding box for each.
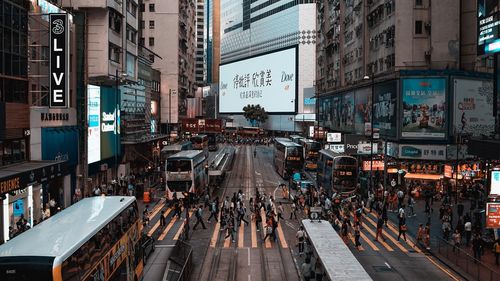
[33,185,42,224]
[64,175,71,208]
[2,195,9,241]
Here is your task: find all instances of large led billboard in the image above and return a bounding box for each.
[87,85,121,164]
[478,0,500,55]
[219,47,297,113]
[87,85,101,164]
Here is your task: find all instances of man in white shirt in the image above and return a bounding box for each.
[464,220,472,247]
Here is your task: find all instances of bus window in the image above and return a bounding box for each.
[167,160,191,172]
[287,147,301,157]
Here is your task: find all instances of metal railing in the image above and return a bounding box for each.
[436,237,500,281]
[163,240,192,281]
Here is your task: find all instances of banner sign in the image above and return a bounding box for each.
[453,78,494,136]
[354,88,371,134]
[478,0,500,55]
[374,81,397,137]
[401,78,447,139]
[363,160,385,171]
[326,133,342,143]
[398,144,446,160]
[49,14,69,108]
[491,170,500,195]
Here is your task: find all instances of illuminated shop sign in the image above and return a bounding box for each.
[49,14,69,108]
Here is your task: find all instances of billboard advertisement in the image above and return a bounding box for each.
[100,87,121,160]
[354,88,371,134]
[486,202,500,228]
[401,78,447,139]
[374,81,397,137]
[49,14,69,108]
[453,79,494,136]
[219,47,297,113]
[477,0,500,55]
[87,85,101,164]
[340,92,354,131]
[491,170,500,195]
[398,144,446,161]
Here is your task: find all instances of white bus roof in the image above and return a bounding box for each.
[302,220,372,281]
[0,196,136,265]
[275,139,302,147]
[168,150,205,159]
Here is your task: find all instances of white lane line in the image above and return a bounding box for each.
[247,247,251,266]
[385,262,391,269]
[255,171,261,176]
[285,221,296,230]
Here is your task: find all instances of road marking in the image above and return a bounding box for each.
[362,212,408,253]
[224,230,232,248]
[385,262,391,269]
[359,220,394,251]
[148,201,165,220]
[261,210,271,248]
[349,234,365,251]
[276,222,288,248]
[251,215,257,248]
[247,248,251,266]
[425,255,460,281]
[147,208,172,237]
[173,211,193,240]
[360,231,379,251]
[210,221,221,248]
[285,221,296,230]
[158,215,177,241]
[238,222,245,248]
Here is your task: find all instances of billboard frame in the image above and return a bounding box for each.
[218,45,299,115]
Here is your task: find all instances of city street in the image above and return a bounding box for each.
[141,144,462,281]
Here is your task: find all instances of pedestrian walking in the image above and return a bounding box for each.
[408,196,416,217]
[375,215,386,242]
[341,219,350,244]
[494,239,500,265]
[207,200,218,223]
[225,219,236,242]
[472,233,482,262]
[398,223,407,241]
[464,220,472,247]
[160,210,166,227]
[417,223,424,244]
[263,222,273,242]
[452,229,461,252]
[301,258,313,281]
[237,205,249,226]
[289,202,298,220]
[296,226,306,255]
[354,223,362,249]
[193,205,207,230]
[424,224,431,250]
[314,261,324,281]
[277,202,284,222]
[255,208,262,231]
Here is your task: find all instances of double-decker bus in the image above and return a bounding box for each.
[299,139,322,171]
[273,139,304,179]
[190,134,208,157]
[289,135,305,144]
[160,141,192,165]
[166,150,207,199]
[238,126,263,136]
[317,149,358,195]
[207,133,218,151]
[0,196,144,281]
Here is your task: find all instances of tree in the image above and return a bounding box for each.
[242,104,268,127]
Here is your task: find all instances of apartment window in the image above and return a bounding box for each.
[140,20,145,29]
[126,26,137,43]
[149,20,155,29]
[149,37,155,46]
[140,3,145,12]
[109,45,121,62]
[415,0,423,6]
[130,3,137,17]
[415,20,423,34]
[139,37,145,46]
[149,4,155,12]
[109,11,122,33]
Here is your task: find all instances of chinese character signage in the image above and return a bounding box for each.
[453,78,494,136]
[398,144,446,161]
[49,14,69,108]
[478,0,500,55]
[401,78,447,139]
[219,47,297,113]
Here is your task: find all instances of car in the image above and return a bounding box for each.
[141,233,155,263]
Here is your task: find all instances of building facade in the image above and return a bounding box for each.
[219,0,317,132]
[140,0,197,136]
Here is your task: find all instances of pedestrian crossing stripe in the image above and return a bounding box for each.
[238,222,245,248]
[357,219,394,252]
[361,213,408,253]
[210,221,221,248]
[251,215,258,248]
[148,207,172,237]
[360,231,379,251]
[159,214,178,241]
[349,234,365,251]
[148,200,166,220]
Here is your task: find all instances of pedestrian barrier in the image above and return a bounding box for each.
[436,237,500,281]
[162,240,192,281]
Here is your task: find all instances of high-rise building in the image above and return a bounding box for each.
[195,0,205,86]
[220,0,317,132]
[140,0,197,134]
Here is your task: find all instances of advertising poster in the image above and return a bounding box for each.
[340,92,355,131]
[354,88,371,134]
[374,81,397,137]
[491,170,500,195]
[398,144,446,161]
[219,47,296,113]
[100,87,121,160]
[401,78,447,139]
[487,202,500,228]
[87,85,101,164]
[477,0,500,55]
[331,95,342,130]
[453,79,494,136]
[321,97,333,129]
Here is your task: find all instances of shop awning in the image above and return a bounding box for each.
[295,114,316,122]
[404,173,443,180]
[0,160,68,196]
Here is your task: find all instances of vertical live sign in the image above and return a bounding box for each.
[50,14,69,108]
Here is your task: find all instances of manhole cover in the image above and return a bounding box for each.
[372,266,393,272]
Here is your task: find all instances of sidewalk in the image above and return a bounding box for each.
[386,197,500,279]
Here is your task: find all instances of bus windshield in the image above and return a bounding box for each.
[167,160,191,172]
[287,147,303,157]
[310,142,321,151]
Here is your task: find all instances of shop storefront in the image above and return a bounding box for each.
[0,160,68,243]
